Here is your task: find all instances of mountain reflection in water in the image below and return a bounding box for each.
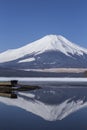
[0,85,87,121]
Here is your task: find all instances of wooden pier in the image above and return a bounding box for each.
[0,80,18,86]
[0,80,40,98]
[0,80,18,98]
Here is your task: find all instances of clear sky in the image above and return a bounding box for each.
[0,0,87,52]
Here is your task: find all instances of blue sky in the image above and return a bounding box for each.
[0,0,87,52]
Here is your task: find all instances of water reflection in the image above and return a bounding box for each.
[0,80,40,99]
[0,86,87,121]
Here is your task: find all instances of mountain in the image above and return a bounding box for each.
[0,35,87,69]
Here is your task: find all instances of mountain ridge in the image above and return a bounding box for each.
[0,34,87,69]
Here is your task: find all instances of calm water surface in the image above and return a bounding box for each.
[0,83,87,130]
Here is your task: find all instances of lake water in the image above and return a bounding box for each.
[0,82,87,130]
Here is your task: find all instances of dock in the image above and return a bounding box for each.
[0,80,40,98]
[0,80,18,86]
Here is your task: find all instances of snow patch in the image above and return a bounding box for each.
[18,57,35,63]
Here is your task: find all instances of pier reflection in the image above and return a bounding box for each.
[0,80,40,98]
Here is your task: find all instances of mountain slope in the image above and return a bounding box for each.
[0,35,87,69]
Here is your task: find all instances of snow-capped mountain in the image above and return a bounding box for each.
[0,35,87,69]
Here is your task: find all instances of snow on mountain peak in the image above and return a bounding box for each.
[0,34,87,63]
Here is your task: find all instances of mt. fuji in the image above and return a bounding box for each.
[0,35,87,69]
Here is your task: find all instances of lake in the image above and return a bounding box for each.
[0,80,87,130]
